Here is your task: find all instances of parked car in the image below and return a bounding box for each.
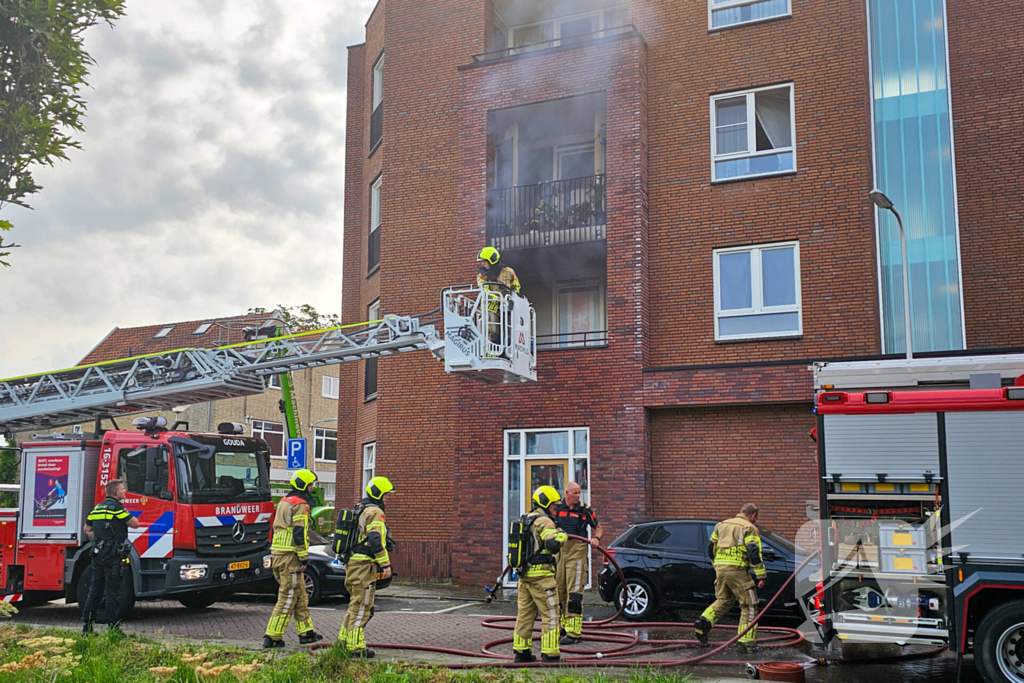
[244,529,349,606]
[597,519,815,621]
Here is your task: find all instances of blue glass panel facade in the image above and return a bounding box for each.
[868,0,963,354]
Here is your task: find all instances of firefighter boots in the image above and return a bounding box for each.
[514,650,537,663]
[693,615,712,646]
[262,636,285,649]
[299,631,324,645]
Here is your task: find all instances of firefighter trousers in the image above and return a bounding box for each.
[700,566,759,644]
[339,560,377,651]
[82,547,125,625]
[556,540,588,637]
[513,574,561,657]
[265,553,314,640]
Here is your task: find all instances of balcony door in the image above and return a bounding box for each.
[556,280,605,347]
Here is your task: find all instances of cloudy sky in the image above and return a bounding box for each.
[0,0,374,379]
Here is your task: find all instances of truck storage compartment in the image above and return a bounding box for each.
[23,543,66,590]
[18,441,99,543]
[878,521,928,549]
[880,548,929,573]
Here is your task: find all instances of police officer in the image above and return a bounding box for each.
[693,503,767,651]
[263,469,325,648]
[82,479,140,633]
[552,481,603,645]
[338,476,395,658]
[513,485,568,664]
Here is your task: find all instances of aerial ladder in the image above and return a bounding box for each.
[0,284,537,435]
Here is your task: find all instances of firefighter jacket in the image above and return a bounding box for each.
[349,499,390,567]
[86,497,132,543]
[709,514,766,580]
[524,507,567,579]
[271,491,312,561]
[553,502,598,540]
[477,264,521,294]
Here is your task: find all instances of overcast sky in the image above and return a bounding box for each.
[0,0,373,379]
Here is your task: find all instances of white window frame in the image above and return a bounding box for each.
[370,175,382,234]
[252,419,285,459]
[154,325,174,339]
[266,374,282,390]
[713,240,802,341]
[710,83,796,183]
[362,442,376,491]
[372,53,384,109]
[314,428,337,462]
[322,375,339,399]
[192,322,213,335]
[708,0,792,31]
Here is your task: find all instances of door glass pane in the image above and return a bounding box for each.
[526,431,569,455]
[508,432,521,456]
[507,460,521,521]
[719,251,752,310]
[530,463,565,495]
[558,148,595,180]
[762,247,796,307]
[573,459,589,495]
[573,430,588,455]
[559,16,598,40]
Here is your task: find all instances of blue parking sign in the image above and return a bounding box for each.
[287,438,307,470]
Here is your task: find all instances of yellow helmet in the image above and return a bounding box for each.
[532,485,560,510]
[290,468,318,491]
[366,476,395,500]
[477,246,500,265]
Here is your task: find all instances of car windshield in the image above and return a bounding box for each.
[758,525,805,555]
[171,435,271,504]
[308,529,329,546]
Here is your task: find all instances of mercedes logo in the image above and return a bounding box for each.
[232,521,246,542]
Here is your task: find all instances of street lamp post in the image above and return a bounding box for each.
[869,189,912,360]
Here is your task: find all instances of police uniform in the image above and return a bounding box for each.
[552,502,598,640]
[513,504,567,662]
[339,498,391,654]
[264,490,318,644]
[82,496,132,629]
[695,513,767,646]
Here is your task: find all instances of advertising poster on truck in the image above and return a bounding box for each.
[33,456,69,527]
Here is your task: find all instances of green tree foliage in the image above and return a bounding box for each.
[248,304,341,333]
[0,446,17,507]
[0,0,126,265]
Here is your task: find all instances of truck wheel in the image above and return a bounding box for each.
[76,565,136,622]
[177,590,219,610]
[976,599,1024,683]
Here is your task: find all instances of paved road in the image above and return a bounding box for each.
[10,591,983,681]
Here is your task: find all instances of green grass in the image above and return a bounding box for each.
[0,624,695,683]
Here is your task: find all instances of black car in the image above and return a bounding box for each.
[597,519,813,621]
[245,530,349,605]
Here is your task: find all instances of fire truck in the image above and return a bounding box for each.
[0,284,536,617]
[813,355,1024,683]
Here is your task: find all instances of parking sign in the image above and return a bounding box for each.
[287,438,307,470]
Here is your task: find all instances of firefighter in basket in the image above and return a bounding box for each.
[552,481,604,645]
[476,247,520,351]
[263,469,325,648]
[509,485,568,663]
[335,476,395,658]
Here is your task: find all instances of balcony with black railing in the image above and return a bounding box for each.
[487,174,605,251]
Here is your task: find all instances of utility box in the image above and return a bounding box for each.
[879,521,929,549]
[18,440,99,544]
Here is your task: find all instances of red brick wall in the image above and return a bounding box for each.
[650,403,817,537]
[946,4,1024,349]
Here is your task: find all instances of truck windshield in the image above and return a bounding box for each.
[171,435,271,504]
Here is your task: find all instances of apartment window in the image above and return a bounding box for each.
[711,84,795,182]
[322,375,339,399]
[709,0,790,30]
[362,443,376,490]
[556,280,605,347]
[252,420,285,457]
[193,322,213,335]
[368,175,382,273]
[266,374,282,390]
[154,325,174,339]
[365,300,379,400]
[314,428,337,461]
[370,53,384,150]
[511,7,626,50]
[713,241,801,340]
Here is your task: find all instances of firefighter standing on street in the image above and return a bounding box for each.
[338,476,395,658]
[513,485,568,663]
[82,479,140,633]
[552,481,603,645]
[693,504,767,651]
[263,469,324,648]
[477,247,520,349]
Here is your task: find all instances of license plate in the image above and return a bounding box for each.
[229,561,250,571]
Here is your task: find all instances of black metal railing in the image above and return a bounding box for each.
[470,25,637,64]
[486,174,605,251]
[367,227,380,273]
[364,357,378,399]
[370,103,383,150]
[536,330,608,350]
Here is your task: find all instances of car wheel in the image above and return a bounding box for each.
[177,590,219,610]
[77,564,136,622]
[616,577,656,622]
[976,599,1024,683]
[304,569,322,606]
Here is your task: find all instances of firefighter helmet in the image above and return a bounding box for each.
[290,468,318,491]
[478,246,500,265]
[366,476,395,501]
[532,485,561,510]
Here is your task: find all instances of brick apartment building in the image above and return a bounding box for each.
[337,0,1024,585]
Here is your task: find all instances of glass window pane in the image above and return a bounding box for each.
[604,8,627,28]
[719,311,800,337]
[559,16,598,39]
[508,460,521,521]
[371,180,381,230]
[715,151,794,180]
[715,97,748,155]
[530,463,565,494]
[762,247,796,306]
[754,88,792,150]
[712,0,789,28]
[508,432,521,456]
[719,251,752,310]
[526,431,569,455]
[574,459,589,494]
[573,430,588,455]
[663,523,701,550]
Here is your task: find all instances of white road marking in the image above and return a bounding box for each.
[428,602,475,614]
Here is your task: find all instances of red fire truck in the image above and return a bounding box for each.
[1,417,275,616]
[813,356,1024,683]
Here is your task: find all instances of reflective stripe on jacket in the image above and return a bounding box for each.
[524,509,567,578]
[271,495,310,560]
[711,515,767,579]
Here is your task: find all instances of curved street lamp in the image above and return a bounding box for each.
[869,189,912,360]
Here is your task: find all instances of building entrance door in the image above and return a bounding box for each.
[525,459,568,510]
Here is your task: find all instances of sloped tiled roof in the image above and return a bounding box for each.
[79,312,284,365]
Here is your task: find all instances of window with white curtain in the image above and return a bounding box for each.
[709,0,790,30]
[362,443,376,490]
[711,84,795,182]
[714,241,801,340]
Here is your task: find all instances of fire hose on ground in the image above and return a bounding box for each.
[312,534,946,677]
